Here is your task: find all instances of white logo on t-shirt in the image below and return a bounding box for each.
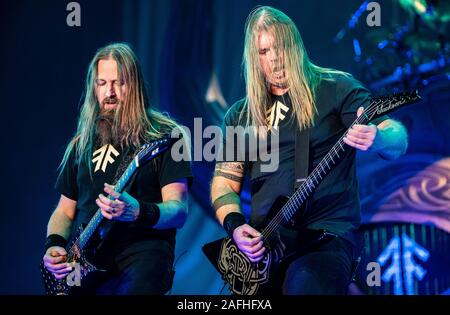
[266,100,289,129]
[92,144,120,173]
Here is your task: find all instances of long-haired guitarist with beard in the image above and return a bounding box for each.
[210,6,408,295]
[42,43,192,294]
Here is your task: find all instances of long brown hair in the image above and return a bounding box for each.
[242,6,350,132]
[59,43,178,175]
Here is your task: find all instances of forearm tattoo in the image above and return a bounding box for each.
[212,192,241,212]
[214,170,242,182]
[217,162,245,173]
[214,162,245,183]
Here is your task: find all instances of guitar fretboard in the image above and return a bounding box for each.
[260,93,419,240]
[78,160,138,249]
[66,137,173,257]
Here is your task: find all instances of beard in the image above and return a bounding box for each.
[95,97,123,147]
[95,109,115,146]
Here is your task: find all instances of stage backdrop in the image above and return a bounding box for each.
[0,0,448,294]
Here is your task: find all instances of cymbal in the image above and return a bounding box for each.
[399,0,450,23]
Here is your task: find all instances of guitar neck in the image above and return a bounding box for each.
[74,157,139,250]
[260,98,383,240]
[62,135,175,260]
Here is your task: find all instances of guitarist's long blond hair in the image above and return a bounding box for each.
[59,43,179,175]
[241,6,350,133]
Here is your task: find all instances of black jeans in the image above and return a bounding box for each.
[95,248,174,295]
[74,240,174,295]
[282,236,354,295]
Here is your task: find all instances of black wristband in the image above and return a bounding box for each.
[223,212,246,238]
[137,201,160,227]
[44,234,67,252]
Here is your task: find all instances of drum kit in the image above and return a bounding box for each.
[335,0,450,92]
[335,1,450,295]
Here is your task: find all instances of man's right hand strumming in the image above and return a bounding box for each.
[233,224,266,262]
[43,247,72,280]
[211,161,286,264]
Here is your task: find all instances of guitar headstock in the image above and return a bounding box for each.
[136,135,178,167]
[367,90,422,121]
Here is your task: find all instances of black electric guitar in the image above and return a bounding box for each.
[202,91,422,295]
[40,135,177,295]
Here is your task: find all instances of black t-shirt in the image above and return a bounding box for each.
[55,134,193,259]
[221,74,387,245]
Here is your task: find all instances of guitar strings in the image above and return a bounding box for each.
[262,99,384,239]
[64,139,166,257]
[260,97,394,240]
[262,94,414,238]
